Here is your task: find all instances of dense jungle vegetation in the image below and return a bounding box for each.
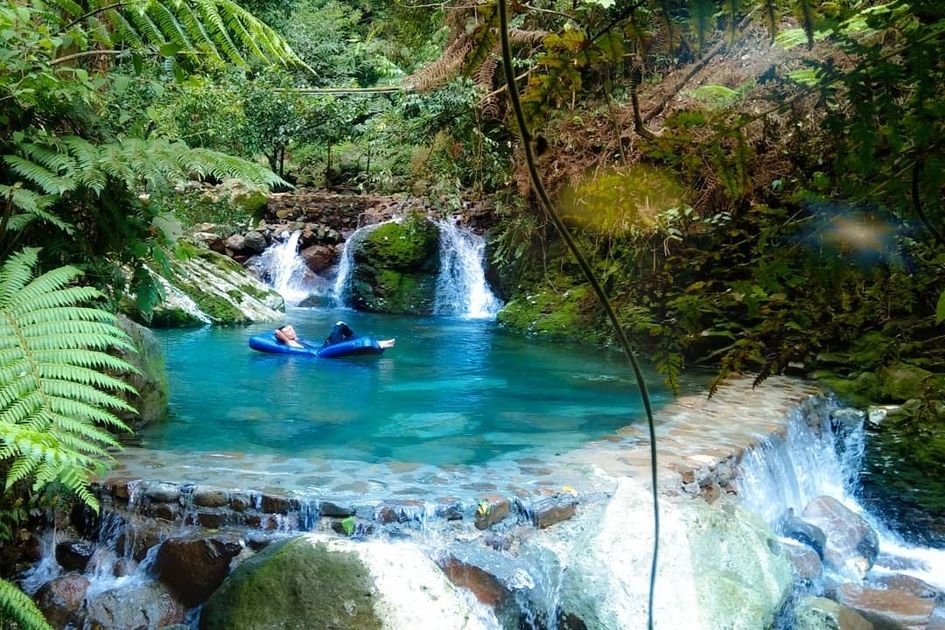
[1,0,944,623]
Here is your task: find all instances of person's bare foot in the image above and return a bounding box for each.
[379,339,395,349]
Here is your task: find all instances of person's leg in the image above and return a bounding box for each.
[379,339,395,349]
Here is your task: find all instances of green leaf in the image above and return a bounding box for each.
[936,290,945,325]
[159,42,184,57]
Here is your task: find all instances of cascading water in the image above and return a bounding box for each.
[737,405,945,590]
[330,221,382,307]
[252,230,321,305]
[433,218,502,319]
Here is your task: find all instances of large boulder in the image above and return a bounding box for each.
[350,216,440,314]
[156,532,245,607]
[82,582,186,629]
[834,583,935,630]
[528,480,793,629]
[113,315,168,429]
[146,249,284,327]
[200,534,496,630]
[801,496,879,576]
[879,363,932,402]
[35,573,90,628]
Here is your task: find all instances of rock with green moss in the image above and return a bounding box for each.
[145,249,285,327]
[497,284,599,342]
[200,534,495,630]
[879,362,933,402]
[351,216,440,314]
[113,315,168,430]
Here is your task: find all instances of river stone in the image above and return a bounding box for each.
[55,540,95,572]
[201,534,496,630]
[143,481,181,503]
[794,595,873,630]
[778,538,823,582]
[225,233,246,253]
[533,479,792,629]
[155,532,245,606]
[35,573,90,628]
[802,496,879,576]
[243,231,267,254]
[83,582,185,629]
[868,573,940,600]
[193,487,229,508]
[113,315,169,429]
[300,244,337,273]
[777,510,827,559]
[474,497,510,530]
[835,583,935,630]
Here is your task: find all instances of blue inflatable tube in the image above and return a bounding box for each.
[248,333,384,359]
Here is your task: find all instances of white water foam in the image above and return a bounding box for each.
[252,231,317,305]
[330,221,385,307]
[434,218,502,319]
[737,404,945,590]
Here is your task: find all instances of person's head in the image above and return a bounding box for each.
[277,325,297,339]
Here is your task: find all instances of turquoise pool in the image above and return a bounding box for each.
[140,309,670,465]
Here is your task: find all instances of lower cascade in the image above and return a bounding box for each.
[15,386,945,628]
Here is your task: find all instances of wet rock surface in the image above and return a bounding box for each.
[794,595,874,630]
[82,582,185,629]
[55,540,95,572]
[35,573,90,628]
[156,532,246,606]
[802,496,879,575]
[834,583,935,630]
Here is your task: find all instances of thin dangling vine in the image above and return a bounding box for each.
[495,2,660,628]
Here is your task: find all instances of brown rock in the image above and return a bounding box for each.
[259,494,292,514]
[802,496,878,574]
[35,573,90,628]
[779,538,823,581]
[441,557,508,607]
[194,487,229,508]
[299,244,337,273]
[155,533,245,606]
[869,573,940,600]
[532,498,577,529]
[835,583,935,630]
[795,595,873,630]
[196,509,228,529]
[116,518,173,561]
[474,497,510,530]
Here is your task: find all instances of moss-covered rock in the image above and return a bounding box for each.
[878,362,933,402]
[497,284,600,342]
[201,536,382,630]
[112,316,168,430]
[201,535,496,630]
[350,216,440,314]
[142,248,284,327]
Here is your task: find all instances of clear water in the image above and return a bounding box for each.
[140,309,669,465]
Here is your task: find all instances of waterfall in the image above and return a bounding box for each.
[433,219,502,319]
[737,405,945,589]
[331,222,383,307]
[252,231,319,305]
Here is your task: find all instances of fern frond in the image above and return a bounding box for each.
[0,577,51,630]
[3,155,74,195]
[761,0,779,41]
[0,250,136,513]
[795,0,815,48]
[689,0,716,54]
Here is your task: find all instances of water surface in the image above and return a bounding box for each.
[141,309,671,465]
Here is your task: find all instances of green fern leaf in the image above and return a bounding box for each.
[689,0,716,54]
[0,578,51,630]
[0,249,135,512]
